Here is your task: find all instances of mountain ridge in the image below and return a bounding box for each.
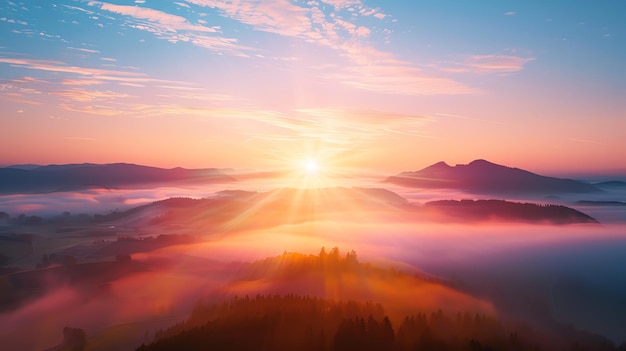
[0,163,237,194]
[386,159,602,195]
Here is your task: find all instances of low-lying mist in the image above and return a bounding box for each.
[2,180,626,350]
[2,219,625,350]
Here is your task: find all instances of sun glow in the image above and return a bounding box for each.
[288,157,334,188]
[304,159,319,174]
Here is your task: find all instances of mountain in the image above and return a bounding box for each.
[5,164,42,170]
[385,159,602,195]
[0,163,237,194]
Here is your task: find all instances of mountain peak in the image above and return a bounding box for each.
[386,159,603,195]
[467,159,498,167]
[426,161,451,170]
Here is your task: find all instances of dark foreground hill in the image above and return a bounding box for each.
[137,295,620,351]
[0,163,236,194]
[136,250,620,351]
[385,159,602,195]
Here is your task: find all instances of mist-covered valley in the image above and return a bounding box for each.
[1,162,625,350]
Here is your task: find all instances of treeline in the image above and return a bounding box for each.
[233,247,437,285]
[424,200,598,224]
[0,210,118,226]
[138,294,621,351]
[237,247,360,280]
[0,197,207,226]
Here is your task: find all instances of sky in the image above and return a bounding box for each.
[1,0,625,175]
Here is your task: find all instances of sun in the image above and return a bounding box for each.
[304,159,319,174]
[285,153,340,188]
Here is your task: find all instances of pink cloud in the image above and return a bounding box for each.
[330,64,479,96]
[184,0,473,96]
[60,79,106,86]
[91,1,217,32]
[68,47,100,54]
[465,55,535,73]
[57,103,125,116]
[50,89,131,102]
[435,54,535,75]
[88,1,252,56]
[355,26,370,37]
[321,0,362,10]
[187,0,313,38]
[0,57,143,78]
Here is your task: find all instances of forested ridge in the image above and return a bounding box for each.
[138,293,618,351]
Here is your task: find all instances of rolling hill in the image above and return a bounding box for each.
[92,187,598,232]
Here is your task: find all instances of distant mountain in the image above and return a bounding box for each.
[0,163,237,194]
[5,164,42,170]
[385,159,602,195]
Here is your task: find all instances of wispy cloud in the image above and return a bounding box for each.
[327,58,478,95]
[0,56,237,115]
[89,1,218,33]
[50,89,131,103]
[271,108,434,145]
[321,0,361,10]
[86,1,253,56]
[68,47,100,54]
[186,0,475,95]
[439,55,535,74]
[186,0,313,38]
[465,55,534,73]
[3,0,475,97]
[0,57,202,89]
[60,79,106,86]
[0,57,143,78]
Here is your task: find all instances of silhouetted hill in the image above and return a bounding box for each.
[5,164,42,170]
[0,163,237,194]
[141,249,500,351]
[138,294,619,351]
[92,187,409,231]
[423,200,599,224]
[575,200,626,206]
[385,159,602,195]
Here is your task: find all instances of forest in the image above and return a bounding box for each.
[138,294,620,351]
[135,249,622,351]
